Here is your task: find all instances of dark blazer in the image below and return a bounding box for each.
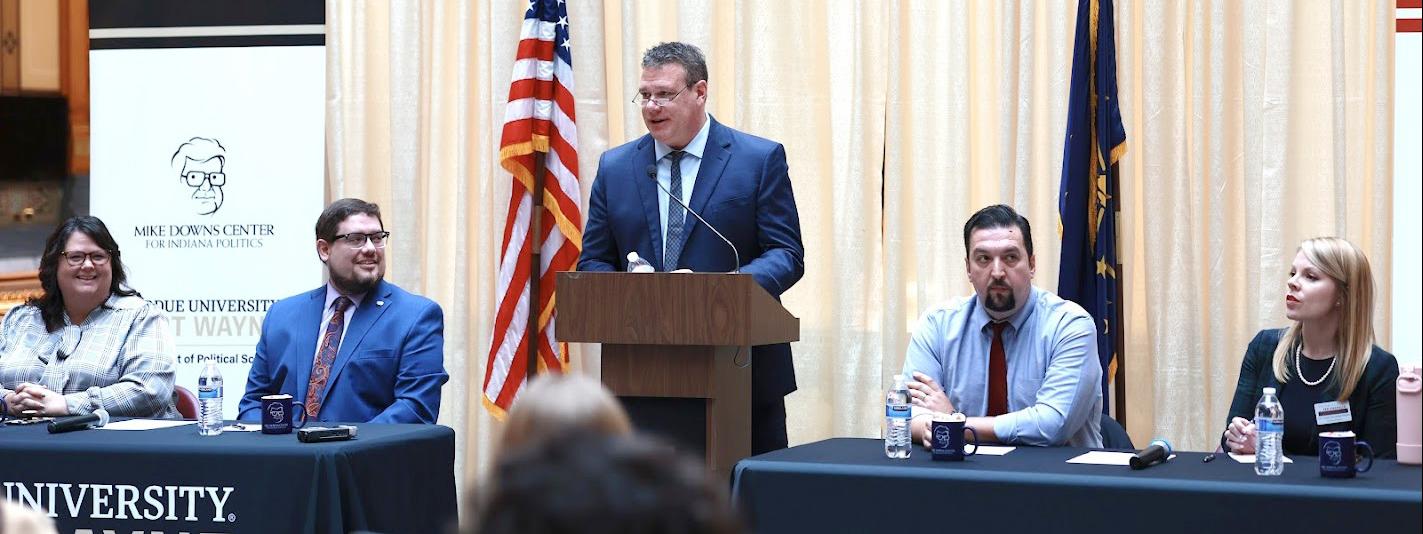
[238,280,448,424]
[578,117,805,400]
[1223,328,1399,457]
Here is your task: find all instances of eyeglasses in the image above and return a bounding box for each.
[331,231,390,248]
[631,86,690,107]
[184,171,226,187]
[60,250,112,266]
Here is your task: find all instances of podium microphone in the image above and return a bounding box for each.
[47,408,110,434]
[645,164,740,273]
[1129,438,1173,470]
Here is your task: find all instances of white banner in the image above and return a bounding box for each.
[90,46,325,418]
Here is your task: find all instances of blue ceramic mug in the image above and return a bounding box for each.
[931,412,980,461]
[1319,431,1373,478]
[261,394,308,434]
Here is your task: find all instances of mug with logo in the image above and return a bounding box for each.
[931,412,980,461]
[261,394,308,434]
[1318,431,1373,478]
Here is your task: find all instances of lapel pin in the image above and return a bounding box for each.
[377,300,384,306]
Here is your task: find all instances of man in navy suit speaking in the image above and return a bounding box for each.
[240,198,447,424]
[579,42,805,453]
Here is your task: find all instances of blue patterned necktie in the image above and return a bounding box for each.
[663,150,688,270]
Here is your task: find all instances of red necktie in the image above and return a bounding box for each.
[305,296,352,419]
[988,321,1009,416]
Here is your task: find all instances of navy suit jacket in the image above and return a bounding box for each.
[239,280,448,423]
[579,118,804,399]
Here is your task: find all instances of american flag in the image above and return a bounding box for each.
[1401,0,1421,33]
[484,0,581,418]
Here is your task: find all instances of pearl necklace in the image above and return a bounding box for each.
[1295,345,1336,387]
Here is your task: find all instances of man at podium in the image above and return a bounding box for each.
[579,42,805,454]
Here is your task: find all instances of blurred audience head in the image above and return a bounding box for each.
[496,373,632,458]
[0,499,59,534]
[471,434,743,534]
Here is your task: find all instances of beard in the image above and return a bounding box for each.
[984,285,1016,313]
[330,264,383,295]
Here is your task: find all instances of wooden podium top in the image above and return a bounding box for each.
[555,271,798,346]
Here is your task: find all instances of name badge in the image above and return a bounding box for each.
[1314,401,1352,426]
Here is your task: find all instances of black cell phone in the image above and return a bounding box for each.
[297,425,357,443]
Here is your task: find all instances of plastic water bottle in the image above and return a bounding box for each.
[884,374,911,458]
[1255,386,1284,475]
[198,361,224,436]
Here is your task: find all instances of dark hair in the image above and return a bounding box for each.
[962,204,1034,257]
[28,216,139,332]
[471,434,743,534]
[642,42,709,86]
[314,198,383,242]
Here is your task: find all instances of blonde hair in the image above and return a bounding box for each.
[1272,237,1375,400]
[496,373,632,459]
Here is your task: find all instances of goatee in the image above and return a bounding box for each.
[985,291,1015,313]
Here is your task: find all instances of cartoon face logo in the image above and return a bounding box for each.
[171,137,228,215]
[933,424,954,447]
[266,401,287,424]
[1323,441,1343,465]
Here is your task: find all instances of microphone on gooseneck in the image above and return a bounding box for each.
[644,164,741,273]
[48,408,111,434]
[1129,438,1173,469]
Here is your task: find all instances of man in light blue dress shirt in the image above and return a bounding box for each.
[902,205,1103,448]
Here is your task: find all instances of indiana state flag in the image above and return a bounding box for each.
[1058,0,1126,412]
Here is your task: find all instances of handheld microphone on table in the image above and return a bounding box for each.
[47,408,110,434]
[1129,438,1173,470]
[645,164,741,273]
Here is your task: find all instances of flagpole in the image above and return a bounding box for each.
[528,154,545,383]
[1112,180,1126,425]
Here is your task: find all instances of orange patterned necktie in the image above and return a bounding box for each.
[305,296,352,419]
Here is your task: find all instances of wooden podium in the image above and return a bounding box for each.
[555,271,799,476]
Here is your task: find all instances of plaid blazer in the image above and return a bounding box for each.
[0,295,180,418]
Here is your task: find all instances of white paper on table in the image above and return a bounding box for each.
[1228,453,1294,464]
[221,423,263,432]
[966,444,1016,455]
[1062,450,1174,466]
[1066,451,1137,465]
[98,419,197,431]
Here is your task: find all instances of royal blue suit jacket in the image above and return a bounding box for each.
[239,280,448,424]
[579,118,805,399]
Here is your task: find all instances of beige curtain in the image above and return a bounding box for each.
[324,0,1395,489]
[1116,0,1395,450]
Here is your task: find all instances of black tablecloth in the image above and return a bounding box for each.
[732,438,1421,534]
[0,420,456,534]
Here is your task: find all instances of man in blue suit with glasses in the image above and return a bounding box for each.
[240,198,447,424]
[579,42,805,454]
